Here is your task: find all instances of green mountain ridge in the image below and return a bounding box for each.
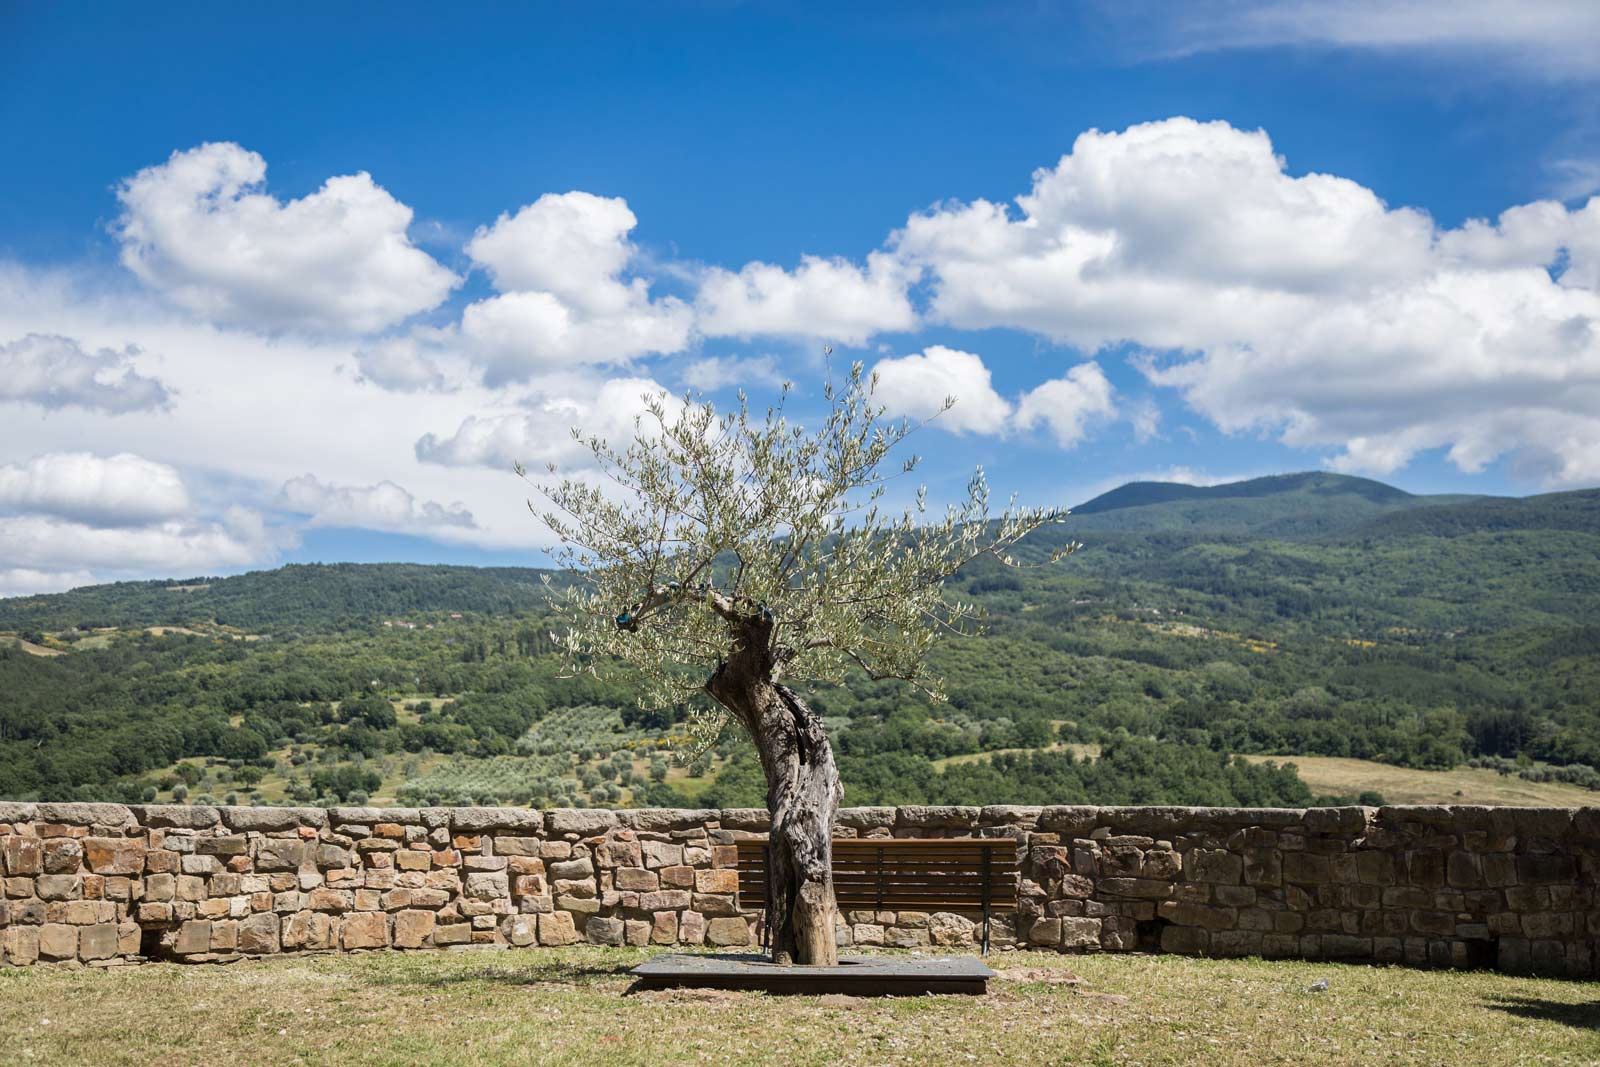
[1066,471,1494,539]
[4,472,1589,632]
[4,470,1599,810]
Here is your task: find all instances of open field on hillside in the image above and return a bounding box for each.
[1,946,1594,1066]
[938,745,1596,807]
[1240,754,1598,807]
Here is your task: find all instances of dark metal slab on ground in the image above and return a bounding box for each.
[630,953,994,995]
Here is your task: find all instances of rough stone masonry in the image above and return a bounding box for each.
[0,802,1593,977]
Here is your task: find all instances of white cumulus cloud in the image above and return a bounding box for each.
[459,192,691,384]
[891,117,1600,486]
[115,142,459,334]
[0,452,191,525]
[0,506,283,574]
[0,333,173,414]
[0,568,98,599]
[870,346,1014,433]
[697,251,917,344]
[1014,363,1118,448]
[680,354,785,392]
[279,474,475,532]
[415,376,682,471]
[871,347,1119,447]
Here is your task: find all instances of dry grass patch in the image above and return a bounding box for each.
[2,947,1596,1066]
[1241,754,1596,807]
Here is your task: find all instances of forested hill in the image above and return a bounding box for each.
[0,563,554,631]
[4,471,1600,810]
[1064,471,1485,538]
[2,471,1580,634]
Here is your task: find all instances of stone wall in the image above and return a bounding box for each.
[1,802,1593,977]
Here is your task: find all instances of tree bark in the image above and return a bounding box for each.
[706,620,842,965]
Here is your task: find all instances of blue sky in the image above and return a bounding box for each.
[2,1,1598,593]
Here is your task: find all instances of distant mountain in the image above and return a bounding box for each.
[1068,471,1488,538]
[4,472,1595,634]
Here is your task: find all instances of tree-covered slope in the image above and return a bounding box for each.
[3,472,1598,807]
[0,563,554,632]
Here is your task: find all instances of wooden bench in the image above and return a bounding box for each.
[734,837,1020,954]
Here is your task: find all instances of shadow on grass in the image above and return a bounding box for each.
[362,961,640,990]
[1484,995,1600,1030]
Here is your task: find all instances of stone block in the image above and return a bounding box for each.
[694,868,738,894]
[547,856,594,880]
[3,925,41,965]
[1446,850,1482,888]
[885,926,929,948]
[650,911,679,944]
[852,923,885,945]
[394,849,433,871]
[42,838,82,873]
[1517,853,1576,884]
[83,837,145,875]
[174,920,211,955]
[38,923,78,961]
[38,802,134,829]
[255,839,310,871]
[638,889,692,911]
[585,916,625,946]
[1283,852,1332,884]
[1160,925,1209,954]
[895,805,979,829]
[641,841,684,868]
[615,867,658,891]
[705,917,752,946]
[239,913,280,954]
[341,912,389,949]
[221,807,326,832]
[36,874,81,901]
[465,871,509,900]
[2,835,43,875]
[492,836,543,857]
[538,912,579,946]
[393,910,436,949]
[130,805,220,830]
[195,835,248,857]
[138,902,174,923]
[307,888,352,912]
[1060,917,1102,949]
[659,865,695,888]
[1190,849,1242,884]
[506,915,536,946]
[546,809,618,836]
[555,895,602,915]
[927,913,976,946]
[77,924,118,961]
[1243,847,1282,887]
[618,809,716,832]
[432,923,471,946]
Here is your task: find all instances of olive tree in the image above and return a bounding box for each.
[528,362,1071,964]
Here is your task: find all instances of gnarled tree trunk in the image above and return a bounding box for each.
[707,619,842,965]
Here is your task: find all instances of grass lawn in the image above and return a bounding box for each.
[2,947,1594,1066]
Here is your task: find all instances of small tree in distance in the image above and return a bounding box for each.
[526,360,1073,965]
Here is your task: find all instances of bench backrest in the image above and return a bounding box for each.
[734,837,1020,911]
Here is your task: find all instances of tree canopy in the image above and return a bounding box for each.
[530,361,1074,749]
